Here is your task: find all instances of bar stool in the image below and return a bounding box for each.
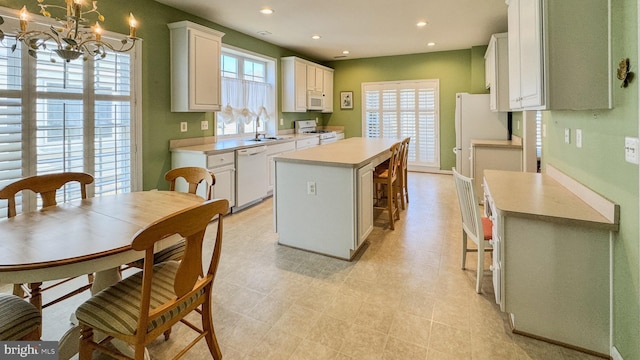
[373,142,402,229]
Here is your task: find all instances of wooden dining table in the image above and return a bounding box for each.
[0,190,205,359]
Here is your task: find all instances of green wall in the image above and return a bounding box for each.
[541,0,638,357]
[325,46,488,172]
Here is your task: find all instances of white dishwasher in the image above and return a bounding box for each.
[234,145,268,211]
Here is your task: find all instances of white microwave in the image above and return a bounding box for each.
[307,90,324,110]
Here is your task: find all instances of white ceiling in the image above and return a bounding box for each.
[153,0,509,61]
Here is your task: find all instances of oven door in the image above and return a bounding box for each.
[319,136,337,145]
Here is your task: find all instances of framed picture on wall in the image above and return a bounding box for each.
[340,91,353,110]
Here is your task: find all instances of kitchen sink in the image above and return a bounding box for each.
[247,136,290,142]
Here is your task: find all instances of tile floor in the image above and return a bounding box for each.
[3,172,604,359]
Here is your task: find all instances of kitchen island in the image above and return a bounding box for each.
[273,137,401,260]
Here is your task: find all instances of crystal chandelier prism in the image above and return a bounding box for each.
[0,0,138,62]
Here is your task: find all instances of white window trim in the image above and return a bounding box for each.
[0,5,143,193]
[217,44,277,138]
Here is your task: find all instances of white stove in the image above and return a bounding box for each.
[294,120,337,144]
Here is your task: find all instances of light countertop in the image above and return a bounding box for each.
[471,139,523,149]
[484,170,618,231]
[274,137,403,168]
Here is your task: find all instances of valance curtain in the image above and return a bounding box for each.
[219,77,274,126]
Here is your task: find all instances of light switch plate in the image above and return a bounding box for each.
[576,129,582,148]
[624,137,639,164]
[564,128,570,144]
[180,122,187,132]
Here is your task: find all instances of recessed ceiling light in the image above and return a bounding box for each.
[259,8,274,15]
[311,35,321,40]
[342,50,350,55]
[417,20,428,27]
[427,42,436,47]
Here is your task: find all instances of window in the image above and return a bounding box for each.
[0,9,141,218]
[218,47,276,136]
[363,80,440,171]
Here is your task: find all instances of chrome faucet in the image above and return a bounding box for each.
[255,116,261,139]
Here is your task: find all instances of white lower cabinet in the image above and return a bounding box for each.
[356,163,373,248]
[295,136,320,150]
[170,150,235,210]
[207,153,235,210]
[266,142,295,194]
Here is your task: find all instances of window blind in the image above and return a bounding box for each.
[0,13,139,218]
[363,79,440,170]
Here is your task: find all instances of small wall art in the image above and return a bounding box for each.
[340,91,353,110]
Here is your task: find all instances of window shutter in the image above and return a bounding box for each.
[362,80,440,170]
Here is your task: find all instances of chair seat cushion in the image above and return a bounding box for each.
[128,241,186,269]
[76,261,204,336]
[482,217,493,240]
[0,294,41,340]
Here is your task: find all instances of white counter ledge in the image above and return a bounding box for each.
[274,137,401,168]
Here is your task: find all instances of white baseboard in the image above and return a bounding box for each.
[611,346,623,360]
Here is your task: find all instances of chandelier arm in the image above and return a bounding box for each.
[20,30,63,47]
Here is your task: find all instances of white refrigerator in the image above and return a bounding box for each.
[454,93,509,177]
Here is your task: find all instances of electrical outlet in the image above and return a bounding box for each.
[201,120,209,130]
[564,128,570,144]
[180,122,187,132]
[575,129,582,148]
[280,118,284,126]
[624,137,639,164]
[307,181,316,195]
[315,117,318,124]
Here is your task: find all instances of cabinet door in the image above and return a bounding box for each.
[211,167,235,208]
[294,61,308,111]
[356,163,373,248]
[508,0,544,109]
[190,29,221,110]
[322,69,334,113]
[307,66,323,91]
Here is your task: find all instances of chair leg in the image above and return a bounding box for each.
[202,298,222,360]
[79,326,95,360]
[387,184,395,230]
[476,241,484,294]
[163,327,172,341]
[461,231,468,269]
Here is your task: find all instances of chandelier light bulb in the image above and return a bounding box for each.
[19,6,28,31]
[129,13,136,38]
[94,22,102,41]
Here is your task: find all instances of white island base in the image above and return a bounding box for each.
[274,137,400,260]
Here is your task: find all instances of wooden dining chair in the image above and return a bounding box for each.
[373,142,402,230]
[129,167,215,271]
[452,167,493,293]
[76,198,229,360]
[0,293,42,341]
[165,166,215,201]
[397,137,410,209]
[0,172,95,310]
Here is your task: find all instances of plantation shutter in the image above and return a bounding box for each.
[363,79,440,170]
[0,19,139,218]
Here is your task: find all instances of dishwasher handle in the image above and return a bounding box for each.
[237,146,267,156]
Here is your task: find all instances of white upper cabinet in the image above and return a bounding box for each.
[307,65,324,91]
[484,33,510,112]
[168,21,225,112]
[322,68,334,113]
[506,0,611,110]
[282,56,334,113]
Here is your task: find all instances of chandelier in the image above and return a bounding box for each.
[0,0,138,62]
